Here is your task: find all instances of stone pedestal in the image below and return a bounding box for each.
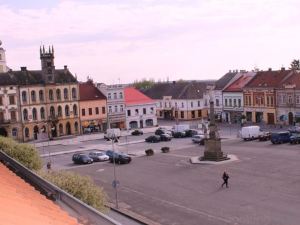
[201,139,228,161]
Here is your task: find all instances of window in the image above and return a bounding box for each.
[198,110,202,117]
[120,105,123,112]
[22,91,27,102]
[267,96,270,106]
[12,128,17,137]
[39,90,44,101]
[150,107,154,114]
[102,107,105,114]
[72,88,77,99]
[119,92,123,99]
[229,99,232,107]
[288,95,293,104]
[215,99,219,107]
[58,106,62,117]
[23,109,28,121]
[249,96,251,106]
[113,93,117,99]
[10,111,16,121]
[56,89,61,100]
[143,108,146,114]
[73,105,78,116]
[0,112,3,122]
[165,102,167,107]
[296,96,300,104]
[175,102,178,108]
[82,108,85,116]
[127,110,131,116]
[65,105,70,116]
[0,54,1,60]
[270,96,274,106]
[198,101,200,107]
[40,107,45,119]
[181,102,184,108]
[109,106,112,113]
[32,108,37,120]
[114,105,118,112]
[191,102,193,108]
[49,90,54,101]
[160,102,162,108]
[31,91,36,102]
[108,93,111,99]
[89,108,92,115]
[181,111,184,118]
[50,106,55,117]
[205,99,208,106]
[0,97,2,105]
[25,127,29,138]
[9,96,15,105]
[135,109,139,115]
[64,88,68,100]
[233,99,236,107]
[225,99,228,107]
[238,99,241,107]
[169,102,171,108]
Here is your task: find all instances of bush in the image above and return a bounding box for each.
[161,147,170,153]
[40,170,108,212]
[145,149,154,156]
[0,137,42,171]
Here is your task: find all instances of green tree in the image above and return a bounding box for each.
[40,171,108,212]
[132,78,155,90]
[290,59,300,70]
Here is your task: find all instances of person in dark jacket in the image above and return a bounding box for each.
[222,171,229,188]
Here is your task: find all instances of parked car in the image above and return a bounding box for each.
[192,134,205,145]
[154,128,165,135]
[172,131,186,138]
[131,129,143,136]
[72,153,93,164]
[288,126,300,133]
[159,133,172,141]
[290,133,300,144]
[271,131,291,144]
[184,129,199,137]
[145,135,161,143]
[107,151,131,164]
[240,126,262,141]
[88,151,109,162]
[258,131,271,141]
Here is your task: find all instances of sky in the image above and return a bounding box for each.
[1,0,300,84]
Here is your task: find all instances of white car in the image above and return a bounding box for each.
[192,134,205,144]
[88,151,109,162]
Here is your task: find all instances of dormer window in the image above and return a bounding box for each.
[47,62,51,67]
[47,69,52,74]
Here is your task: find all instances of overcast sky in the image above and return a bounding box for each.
[1,0,300,84]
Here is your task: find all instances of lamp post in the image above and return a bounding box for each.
[111,132,119,209]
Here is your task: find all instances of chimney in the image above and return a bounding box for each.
[268,68,272,71]
[281,67,285,71]
[64,65,68,74]
[20,67,27,71]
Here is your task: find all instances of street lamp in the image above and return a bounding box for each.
[110,132,119,209]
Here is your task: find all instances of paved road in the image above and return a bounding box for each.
[46,137,300,225]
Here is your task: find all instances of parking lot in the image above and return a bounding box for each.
[40,129,300,225]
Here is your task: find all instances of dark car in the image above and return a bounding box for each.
[154,128,165,135]
[271,131,291,144]
[160,134,172,141]
[258,132,271,141]
[106,150,131,164]
[145,135,161,143]
[172,131,186,138]
[72,153,93,164]
[131,129,143,136]
[290,133,300,144]
[184,129,199,137]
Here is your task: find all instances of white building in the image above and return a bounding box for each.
[124,87,157,129]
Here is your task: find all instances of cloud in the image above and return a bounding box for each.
[1,0,300,83]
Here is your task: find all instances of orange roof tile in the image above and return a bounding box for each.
[0,163,81,225]
[124,87,155,106]
[224,72,255,92]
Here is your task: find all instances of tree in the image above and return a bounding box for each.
[290,59,300,70]
[132,78,155,90]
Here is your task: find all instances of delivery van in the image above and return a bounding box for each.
[104,128,121,140]
[240,126,261,141]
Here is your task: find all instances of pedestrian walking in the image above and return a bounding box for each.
[221,171,229,188]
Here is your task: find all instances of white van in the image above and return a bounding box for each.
[104,128,121,140]
[240,126,262,141]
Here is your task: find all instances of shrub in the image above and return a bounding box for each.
[145,149,154,156]
[0,137,42,171]
[40,170,108,212]
[161,147,170,153]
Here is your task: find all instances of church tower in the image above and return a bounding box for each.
[0,40,8,73]
[40,45,55,83]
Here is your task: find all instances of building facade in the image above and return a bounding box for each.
[0,41,8,73]
[79,81,107,133]
[96,83,126,129]
[124,87,157,129]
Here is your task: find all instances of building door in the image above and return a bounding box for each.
[66,122,71,135]
[140,120,143,128]
[0,127,7,137]
[33,126,39,140]
[267,113,275,125]
[288,112,294,125]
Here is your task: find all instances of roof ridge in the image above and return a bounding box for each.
[177,83,190,99]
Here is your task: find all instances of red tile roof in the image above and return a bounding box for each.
[124,87,155,106]
[0,163,81,225]
[79,82,106,101]
[245,70,292,88]
[279,70,300,88]
[224,72,255,92]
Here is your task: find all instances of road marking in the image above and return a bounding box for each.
[121,186,233,224]
[97,168,105,172]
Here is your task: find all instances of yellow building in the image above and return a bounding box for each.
[79,81,107,133]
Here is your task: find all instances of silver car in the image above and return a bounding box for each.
[192,134,205,144]
[88,151,109,162]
